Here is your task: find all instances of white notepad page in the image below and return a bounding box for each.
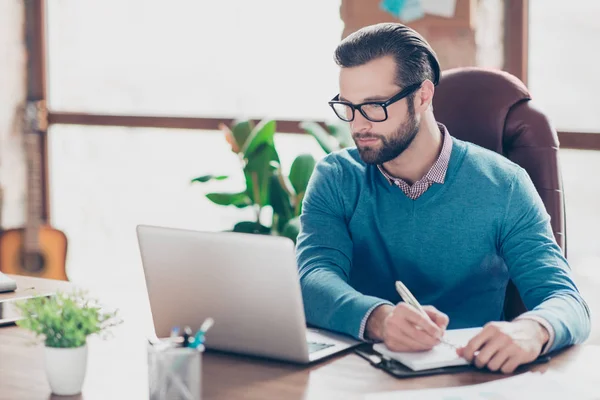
[373,327,483,371]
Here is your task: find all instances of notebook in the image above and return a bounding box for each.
[372,327,482,371]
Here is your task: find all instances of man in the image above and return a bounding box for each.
[295,22,590,374]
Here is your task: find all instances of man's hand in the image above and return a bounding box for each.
[366,303,449,352]
[457,319,549,374]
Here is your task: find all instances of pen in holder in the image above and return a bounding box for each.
[147,342,203,400]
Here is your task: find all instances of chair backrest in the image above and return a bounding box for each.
[431,67,566,319]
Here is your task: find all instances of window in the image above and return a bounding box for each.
[528,0,600,133]
[47,0,344,121]
[49,125,325,289]
[46,1,343,292]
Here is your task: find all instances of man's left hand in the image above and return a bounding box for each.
[456,319,549,374]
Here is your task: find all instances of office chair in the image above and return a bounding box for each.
[431,67,567,320]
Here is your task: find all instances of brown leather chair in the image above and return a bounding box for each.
[431,66,567,320]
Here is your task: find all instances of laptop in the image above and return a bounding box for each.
[0,272,17,293]
[136,224,360,364]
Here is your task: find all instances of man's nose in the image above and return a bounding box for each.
[351,111,373,133]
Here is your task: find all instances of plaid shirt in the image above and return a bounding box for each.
[377,123,452,199]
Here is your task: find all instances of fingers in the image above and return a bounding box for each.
[423,306,449,330]
[455,347,464,357]
[382,303,444,352]
[460,325,497,363]
[399,305,442,339]
[399,319,441,348]
[486,344,515,372]
[384,327,436,352]
[459,322,533,374]
[500,351,526,374]
[472,333,511,369]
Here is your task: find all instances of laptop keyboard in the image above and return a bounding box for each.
[307,341,334,353]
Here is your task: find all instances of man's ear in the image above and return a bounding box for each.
[416,79,435,113]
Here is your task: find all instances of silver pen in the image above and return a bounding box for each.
[394,281,458,349]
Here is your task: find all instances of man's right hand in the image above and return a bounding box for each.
[365,303,449,352]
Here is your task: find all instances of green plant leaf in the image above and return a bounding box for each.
[300,121,340,154]
[280,217,301,243]
[242,119,276,158]
[206,192,252,208]
[244,169,259,205]
[232,221,271,234]
[244,143,279,207]
[191,175,228,183]
[289,154,316,195]
[269,174,294,231]
[269,161,296,197]
[326,121,354,148]
[231,119,254,151]
[14,290,121,348]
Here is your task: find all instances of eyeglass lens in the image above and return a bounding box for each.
[331,103,387,122]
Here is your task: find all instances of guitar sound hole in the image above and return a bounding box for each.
[19,250,46,274]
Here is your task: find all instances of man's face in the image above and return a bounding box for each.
[338,55,420,165]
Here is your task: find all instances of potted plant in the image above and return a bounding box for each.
[15,290,122,396]
[191,118,353,242]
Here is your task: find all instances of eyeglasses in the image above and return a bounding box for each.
[328,82,423,122]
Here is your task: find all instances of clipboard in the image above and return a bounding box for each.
[353,344,552,379]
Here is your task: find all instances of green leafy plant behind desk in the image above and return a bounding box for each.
[192,119,352,242]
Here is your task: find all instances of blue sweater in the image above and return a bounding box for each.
[296,137,590,354]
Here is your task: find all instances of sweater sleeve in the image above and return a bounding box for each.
[295,156,392,340]
[499,167,591,353]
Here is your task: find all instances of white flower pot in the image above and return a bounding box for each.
[44,344,88,396]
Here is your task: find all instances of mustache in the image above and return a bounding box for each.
[353,133,383,139]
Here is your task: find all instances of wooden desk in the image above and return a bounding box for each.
[0,275,596,400]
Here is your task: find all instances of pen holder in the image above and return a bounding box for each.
[147,343,203,400]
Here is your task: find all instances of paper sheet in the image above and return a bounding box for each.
[373,328,481,371]
[421,0,457,18]
[365,370,598,400]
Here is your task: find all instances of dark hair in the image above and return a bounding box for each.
[334,23,440,90]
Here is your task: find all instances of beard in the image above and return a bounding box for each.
[353,104,419,165]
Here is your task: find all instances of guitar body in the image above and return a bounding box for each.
[0,225,68,281]
[1,102,70,281]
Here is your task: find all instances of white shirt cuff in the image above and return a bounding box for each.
[515,314,555,354]
[358,302,390,342]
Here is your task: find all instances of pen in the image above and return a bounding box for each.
[191,317,214,349]
[394,281,457,349]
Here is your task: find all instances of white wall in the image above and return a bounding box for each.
[0,0,26,229]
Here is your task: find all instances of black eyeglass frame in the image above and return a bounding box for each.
[328,82,423,122]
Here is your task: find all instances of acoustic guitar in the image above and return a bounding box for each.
[0,101,68,281]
